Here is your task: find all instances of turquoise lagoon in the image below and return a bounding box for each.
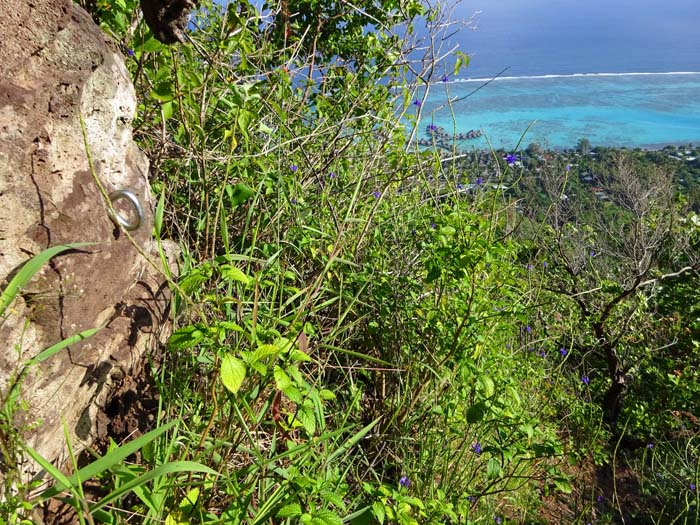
[415,72,700,150]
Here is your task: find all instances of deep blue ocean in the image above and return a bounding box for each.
[415,0,700,150]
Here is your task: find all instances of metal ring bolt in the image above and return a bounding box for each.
[108,189,144,231]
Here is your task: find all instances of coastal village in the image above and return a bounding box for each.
[417,124,700,207]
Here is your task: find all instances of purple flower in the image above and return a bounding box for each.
[441,75,449,82]
[543,261,548,268]
[126,48,135,57]
[494,517,502,524]
[290,197,297,205]
[527,264,534,271]
[590,250,596,257]
[538,350,547,358]
[525,325,532,333]
[372,190,381,199]
[430,222,436,229]
[596,495,604,502]
[328,172,336,179]
[475,177,484,185]
[472,442,482,454]
[566,164,572,172]
[581,375,590,385]
[290,164,298,172]
[647,442,654,449]
[560,348,568,356]
[427,123,438,132]
[467,495,477,503]
[399,476,411,488]
[691,483,696,492]
[504,154,519,166]
[413,99,421,107]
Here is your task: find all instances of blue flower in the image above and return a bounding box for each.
[290,164,298,172]
[504,153,519,166]
[126,48,135,57]
[475,177,484,185]
[494,516,502,524]
[596,495,604,502]
[691,483,696,492]
[427,123,438,132]
[472,442,482,454]
[581,375,590,385]
[328,172,336,179]
[399,476,411,488]
[441,75,449,82]
[566,164,572,172]
[559,348,568,356]
[413,99,421,107]
[525,325,532,333]
[373,190,381,199]
[647,442,654,449]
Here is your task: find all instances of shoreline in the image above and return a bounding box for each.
[448,71,700,84]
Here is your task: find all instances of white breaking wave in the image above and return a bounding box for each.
[446,71,700,84]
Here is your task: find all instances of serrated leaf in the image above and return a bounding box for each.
[554,477,573,494]
[220,354,246,394]
[319,389,336,400]
[296,404,316,435]
[219,264,250,285]
[283,385,303,404]
[312,509,342,525]
[168,325,206,351]
[277,503,302,518]
[290,348,312,362]
[320,490,346,510]
[274,365,292,390]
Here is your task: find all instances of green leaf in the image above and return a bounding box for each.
[486,458,502,480]
[26,327,101,366]
[37,420,179,499]
[226,182,254,208]
[274,365,292,390]
[168,325,206,351]
[479,375,495,398]
[1,243,95,317]
[91,461,218,513]
[154,190,165,237]
[312,509,342,525]
[277,503,302,518]
[319,389,336,401]
[220,354,246,394]
[554,477,573,494]
[219,264,251,285]
[161,100,174,120]
[466,402,486,423]
[372,501,385,525]
[296,404,316,435]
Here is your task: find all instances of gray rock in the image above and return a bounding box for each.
[0,0,172,482]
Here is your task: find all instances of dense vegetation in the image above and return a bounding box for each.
[2,1,699,523]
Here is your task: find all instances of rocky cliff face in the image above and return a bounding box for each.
[0,0,171,481]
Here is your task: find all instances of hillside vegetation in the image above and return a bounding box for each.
[3,1,700,523]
